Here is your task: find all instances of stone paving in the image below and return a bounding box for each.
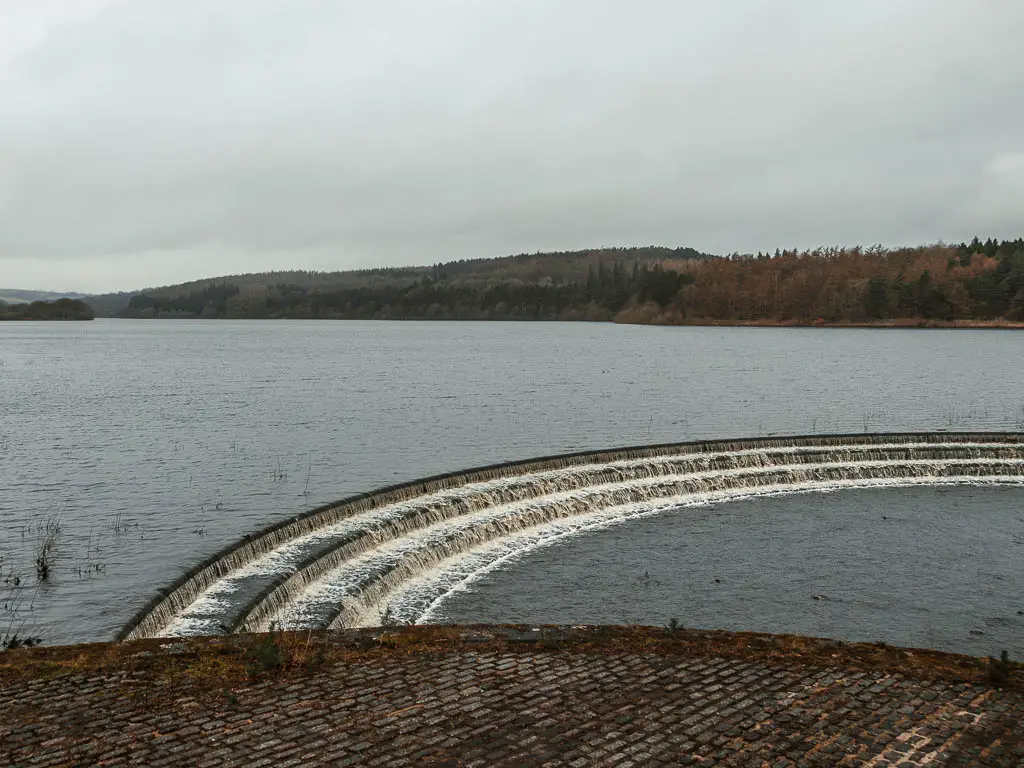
[1,628,1022,767]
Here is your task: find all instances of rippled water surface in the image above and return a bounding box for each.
[1,320,1023,646]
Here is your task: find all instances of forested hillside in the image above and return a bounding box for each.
[668,238,1024,325]
[105,238,1024,325]
[0,298,94,321]
[108,246,707,320]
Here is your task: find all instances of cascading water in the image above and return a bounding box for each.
[117,433,1024,641]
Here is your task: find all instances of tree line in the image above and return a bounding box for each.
[121,261,693,321]
[116,238,1024,324]
[667,237,1024,324]
[0,298,95,321]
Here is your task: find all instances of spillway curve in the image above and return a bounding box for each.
[117,432,1024,641]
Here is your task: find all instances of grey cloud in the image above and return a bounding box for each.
[1,0,1022,291]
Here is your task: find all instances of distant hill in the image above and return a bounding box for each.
[0,289,88,305]
[99,237,1024,325]
[89,246,710,318]
[0,297,94,321]
[83,291,139,318]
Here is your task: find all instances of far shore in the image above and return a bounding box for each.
[102,315,1024,329]
[0,316,94,322]
[634,318,1024,330]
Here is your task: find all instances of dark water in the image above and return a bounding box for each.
[435,485,1024,658]
[1,320,1023,647]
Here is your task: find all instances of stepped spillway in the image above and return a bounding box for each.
[117,433,1024,641]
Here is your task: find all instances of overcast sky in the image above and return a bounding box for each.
[1,1,1022,292]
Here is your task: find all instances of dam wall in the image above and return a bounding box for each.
[118,432,1024,641]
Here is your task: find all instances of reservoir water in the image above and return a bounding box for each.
[1,320,1023,651]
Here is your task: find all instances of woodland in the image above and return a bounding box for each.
[109,238,1024,326]
[0,298,95,321]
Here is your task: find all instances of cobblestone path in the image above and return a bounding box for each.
[1,629,1022,766]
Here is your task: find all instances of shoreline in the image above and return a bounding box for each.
[639,318,1024,330]
[3,624,1020,688]
[102,315,1024,328]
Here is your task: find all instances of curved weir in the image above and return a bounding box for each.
[118,433,1024,640]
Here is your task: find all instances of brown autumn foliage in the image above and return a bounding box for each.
[618,238,1024,325]
[111,237,1024,325]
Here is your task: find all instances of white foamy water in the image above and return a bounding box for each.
[399,476,1024,628]
[259,468,1020,631]
[149,446,1024,640]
